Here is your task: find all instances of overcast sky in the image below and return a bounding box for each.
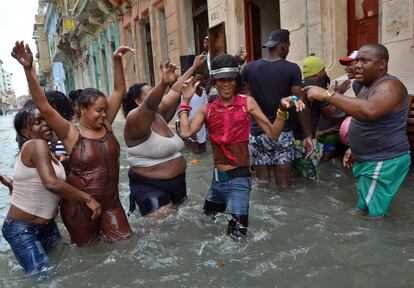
[0,0,38,97]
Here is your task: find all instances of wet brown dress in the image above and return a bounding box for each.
[60,130,132,245]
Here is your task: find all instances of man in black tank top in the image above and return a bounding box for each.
[304,43,411,217]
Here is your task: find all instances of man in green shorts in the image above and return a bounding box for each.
[304,44,411,217]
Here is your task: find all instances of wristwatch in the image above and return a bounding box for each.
[324,89,335,103]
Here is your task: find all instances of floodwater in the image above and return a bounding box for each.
[0,113,413,288]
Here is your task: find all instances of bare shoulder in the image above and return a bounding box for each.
[26,138,50,152]
[374,79,405,97]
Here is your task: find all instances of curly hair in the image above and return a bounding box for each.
[122,83,149,116]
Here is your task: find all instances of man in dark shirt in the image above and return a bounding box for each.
[304,44,410,217]
[291,55,334,180]
[242,29,313,188]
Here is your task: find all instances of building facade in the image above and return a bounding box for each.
[0,59,16,114]
[39,0,414,96]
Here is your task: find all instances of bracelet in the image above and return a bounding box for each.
[178,109,190,117]
[180,103,192,110]
[324,90,335,103]
[276,108,289,120]
[278,105,288,112]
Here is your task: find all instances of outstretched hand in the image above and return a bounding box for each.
[331,80,351,95]
[160,60,178,85]
[193,52,207,68]
[11,41,33,69]
[280,96,305,112]
[181,77,200,104]
[302,86,327,102]
[113,46,136,59]
[235,45,248,65]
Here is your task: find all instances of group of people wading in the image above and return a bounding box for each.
[1,28,411,279]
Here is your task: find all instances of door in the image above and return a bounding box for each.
[192,0,209,55]
[244,0,262,61]
[208,22,227,60]
[144,22,155,86]
[347,0,378,53]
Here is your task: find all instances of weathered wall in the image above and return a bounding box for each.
[381,0,414,93]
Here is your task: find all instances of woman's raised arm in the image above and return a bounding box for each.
[158,53,206,122]
[106,46,136,124]
[124,61,178,141]
[12,41,73,144]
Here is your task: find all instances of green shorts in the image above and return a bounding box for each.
[353,152,411,217]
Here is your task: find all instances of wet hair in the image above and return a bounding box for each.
[361,43,389,62]
[76,88,106,113]
[14,103,37,149]
[45,90,73,120]
[69,89,83,105]
[122,83,149,116]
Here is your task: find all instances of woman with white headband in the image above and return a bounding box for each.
[178,54,304,240]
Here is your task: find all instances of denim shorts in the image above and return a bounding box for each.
[2,217,61,277]
[205,176,252,215]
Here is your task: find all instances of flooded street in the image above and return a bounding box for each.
[0,114,414,287]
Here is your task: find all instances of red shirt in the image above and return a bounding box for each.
[206,95,250,166]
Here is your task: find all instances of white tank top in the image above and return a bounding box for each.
[127,125,185,168]
[11,143,66,219]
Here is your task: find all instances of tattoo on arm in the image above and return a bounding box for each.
[377,88,393,96]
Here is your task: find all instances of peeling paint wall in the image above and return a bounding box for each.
[381,0,414,93]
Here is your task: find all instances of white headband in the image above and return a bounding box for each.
[210,67,240,76]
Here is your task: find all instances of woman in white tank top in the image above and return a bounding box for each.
[1,105,101,279]
[123,54,206,219]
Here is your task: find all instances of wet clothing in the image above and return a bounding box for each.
[249,131,295,166]
[292,139,322,180]
[349,75,410,162]
[2,218,60,278]
[353,152,411,216]
[128,169,187,216]
[206,95,250,166]
[12,144,65,219]
[203,95,252,238]
[241,58,302,136]
[126,118,185,168]
[205,170,251,215]
[127,118,186,217]
[60,130,132,245]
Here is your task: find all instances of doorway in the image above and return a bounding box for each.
[192,0,209,55]
[347,0,379,53]
[244,0,280,62]
[143,21,155,86]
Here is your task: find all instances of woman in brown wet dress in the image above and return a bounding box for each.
[12,41,134,245]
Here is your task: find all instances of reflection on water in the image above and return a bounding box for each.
[0,115,413,287]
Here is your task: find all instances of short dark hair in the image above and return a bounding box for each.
[361,43,389,61]
[76,88,106,112]
[68,89,83,105]
[45,90,73,121]
[122,83,149,116]
[14,103,37,149]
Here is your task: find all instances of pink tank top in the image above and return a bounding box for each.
[206,95,250,164]
[11,142,66,219]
